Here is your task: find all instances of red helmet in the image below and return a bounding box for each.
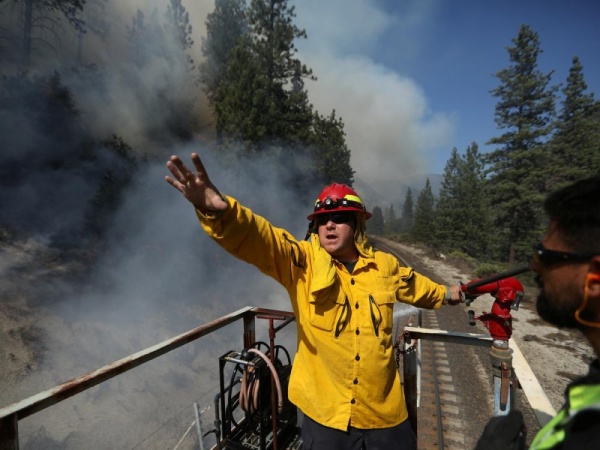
[307,183,372,220]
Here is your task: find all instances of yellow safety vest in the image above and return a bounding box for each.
[530,384,600,449]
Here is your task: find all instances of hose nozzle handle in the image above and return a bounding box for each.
[468,310,476,326]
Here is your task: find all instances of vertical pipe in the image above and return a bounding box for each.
[403,333,418,438]
[243,312,256,349]
[490,344,514,416]
[268,318,278,450]
[194,402,204,450]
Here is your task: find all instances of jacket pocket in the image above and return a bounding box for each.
[370,290,396,334]
[309,286,345,332]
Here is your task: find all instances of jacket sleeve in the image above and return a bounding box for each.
[396,265,447,309]
[196,196,306,289]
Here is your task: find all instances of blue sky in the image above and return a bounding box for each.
[291,0,600,184]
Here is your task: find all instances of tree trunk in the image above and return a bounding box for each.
[21,0,35,68]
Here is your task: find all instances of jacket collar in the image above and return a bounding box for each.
[308,234,377,301]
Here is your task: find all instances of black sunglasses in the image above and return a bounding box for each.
[315,212,356,226]
[533,242,598,267]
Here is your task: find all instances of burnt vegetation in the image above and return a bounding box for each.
[0,0,355,260]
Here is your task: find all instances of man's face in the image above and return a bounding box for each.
[316,212,358,262]
[532,222,588,328]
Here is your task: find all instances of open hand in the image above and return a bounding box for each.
[165,153,228,212]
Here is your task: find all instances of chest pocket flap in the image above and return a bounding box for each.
[309,284,346,332]
[369,290,396,335]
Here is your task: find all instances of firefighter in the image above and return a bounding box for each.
[476,175,600,450]
[165,152,463,450]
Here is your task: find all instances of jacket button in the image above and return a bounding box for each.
[355,329,360,335]
[353,378,358,385]
[355,354,360,361]
[351,399,356,404]
[355,302,359,309]
[351,278,355,285]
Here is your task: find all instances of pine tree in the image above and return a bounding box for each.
[0,0,85,68]
[412,179,435,244]
[434,148,461,251]
[384,204,398,235]
[199,0,248,141]
[165,0,195,70]
[200,0,354,191]
[486,25,557,264]
[310,110,354,185]
[215,0,315,148]
[399,188,414,232]
[127,9,164,68]
[76,0,111,65]
[547,56,600,186]
[369,206,385,235]
[436,143,491,258]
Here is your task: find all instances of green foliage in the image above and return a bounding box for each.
[411,179,435,244]
[309,110,354,185]
[369,206,385,235]
[545,56,600,188]
[202,0,354,192]
[435,31,598,270]
[199,0,249,131]
[434,148,460,251]
[165,0,195,69]
[446,250,478,268]
[399,188,414,232]
[86,135,139,236]
[485,25,557,264]
[434,143,491,258]
[473,262,510,279]
[213,0,315,149]
[384,203,400,235]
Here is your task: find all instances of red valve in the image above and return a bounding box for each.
[461,267,527,342]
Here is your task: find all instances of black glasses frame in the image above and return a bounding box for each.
[533,242,598,267]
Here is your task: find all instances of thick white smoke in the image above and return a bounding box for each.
[0,1,453,447]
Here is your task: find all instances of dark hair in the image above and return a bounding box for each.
[544,176,600,253]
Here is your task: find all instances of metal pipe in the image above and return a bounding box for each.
[464,265,530,291]
[0,307,253,422]
[194,402,204,450]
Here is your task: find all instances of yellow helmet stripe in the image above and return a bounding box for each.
[344,194,362,204]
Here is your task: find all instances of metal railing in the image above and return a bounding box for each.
[401,324,556,439]
[1,305,556,450]
[0,306,295,450]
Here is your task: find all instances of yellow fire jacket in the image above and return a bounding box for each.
[197,196,448,431]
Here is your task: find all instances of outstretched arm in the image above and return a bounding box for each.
[165,153,228,213]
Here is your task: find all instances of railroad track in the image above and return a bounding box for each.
[373,237,467,449]
[416,310,466,449]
